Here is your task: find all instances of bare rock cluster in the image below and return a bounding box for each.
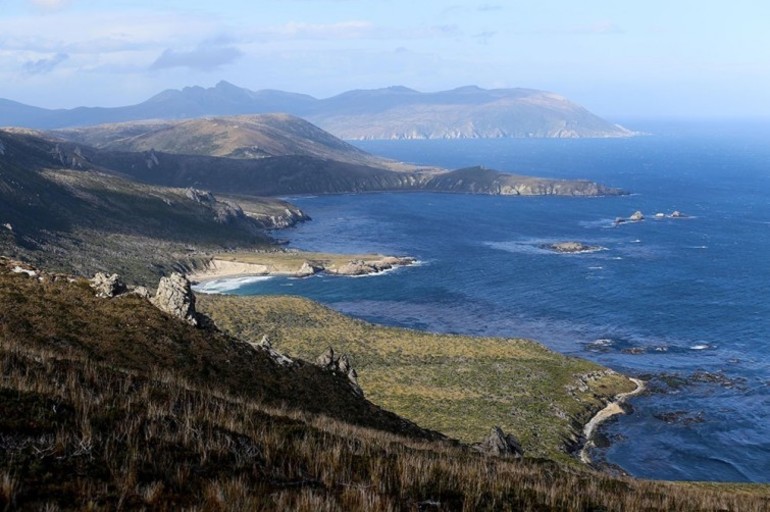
[327,256,416,276]
[316,346,362,395]
[90,272,128,298]
[473,426,524,458]
[89,271,198,326]
[246,335,294,366]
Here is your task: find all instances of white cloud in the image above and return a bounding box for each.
[150,45,242,71]
[22,52,68,74]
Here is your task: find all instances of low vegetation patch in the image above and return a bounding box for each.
[197,294,635,461]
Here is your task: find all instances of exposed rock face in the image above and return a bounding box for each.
[151,272,197,325]
[473,427,524,458]
[316,347,363,395]
[90,272,127,298]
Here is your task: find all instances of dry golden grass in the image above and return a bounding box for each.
[2,262,769,511]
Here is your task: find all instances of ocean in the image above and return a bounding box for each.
[198,121,770,482]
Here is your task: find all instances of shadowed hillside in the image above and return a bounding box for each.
[0,129,303,283]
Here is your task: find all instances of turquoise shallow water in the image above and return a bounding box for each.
[200,122,770,482]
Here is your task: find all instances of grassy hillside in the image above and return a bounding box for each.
[2,262,768,511]
[54,114,418,171]
[196,294,635,462]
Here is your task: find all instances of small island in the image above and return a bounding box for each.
[540,241,605,254]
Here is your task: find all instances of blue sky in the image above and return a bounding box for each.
[1,0,768,119]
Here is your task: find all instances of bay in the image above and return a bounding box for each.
[214,121,770,482]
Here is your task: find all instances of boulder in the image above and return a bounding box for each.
[316,346,338,369]
[629,210,644,221]
[151,272,197,325]
[90,272,127,298]
[473,427,524,458]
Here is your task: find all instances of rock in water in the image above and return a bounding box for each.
[540,242,603,254]
[151,272,197,325]
[473,426,524,458]
[90,272,127,298]
[629,210,644,221]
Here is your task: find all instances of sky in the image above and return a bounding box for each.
[1,0,769,119]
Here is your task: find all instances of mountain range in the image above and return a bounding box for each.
[1,81,634,140]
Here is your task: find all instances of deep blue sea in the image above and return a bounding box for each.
[200,121,770,482]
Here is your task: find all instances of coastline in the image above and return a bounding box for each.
[188,251,417,284]
[579,377,646,465]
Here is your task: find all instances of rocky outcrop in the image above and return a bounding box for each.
[151,272,198,326]
[615,210,645,225]
[327,256,416,276]
[316,347,362,395]
[296,261,322,278]
[540,242,604,254]
[245,335,293,366]
[89,272,127,298]
[473,427,524,458]
[246,206,311,230]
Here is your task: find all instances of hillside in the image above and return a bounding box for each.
[54,114,416,171]
[307,85,636,140]
[197,293,635,461]
[2,261,768,511]
[46,116,624,198]
[0,129,305,283]
[1,81,635,140]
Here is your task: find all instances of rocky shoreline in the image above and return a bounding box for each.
[579,377,646,465]
[188,253,417,283]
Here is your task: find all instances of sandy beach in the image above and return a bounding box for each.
[579,377,646,464]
